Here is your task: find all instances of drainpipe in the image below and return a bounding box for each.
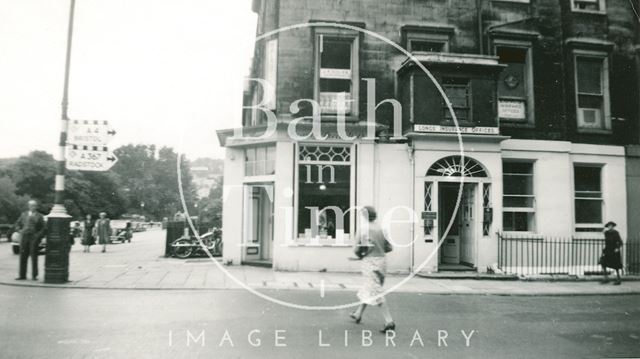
[408,140,416,273]
[477,0,484,55]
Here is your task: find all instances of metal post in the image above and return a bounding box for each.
[45,0,76,284]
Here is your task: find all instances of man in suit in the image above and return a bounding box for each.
[14,200,46,280]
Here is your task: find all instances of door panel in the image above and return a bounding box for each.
[439,185,460,264]
[460,184,476,265]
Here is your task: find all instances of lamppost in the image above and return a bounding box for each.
[45,0,76,284]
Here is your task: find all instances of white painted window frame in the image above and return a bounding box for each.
[502,160,537,234]
[573,49,611,132]
[493,39,535,127]
[570,0,606,14]
[313,28,360,117]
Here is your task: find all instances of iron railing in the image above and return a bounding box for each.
[497,233,640,276]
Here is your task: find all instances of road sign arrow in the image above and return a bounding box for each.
[65,146,118,172]
[107,129,116,136]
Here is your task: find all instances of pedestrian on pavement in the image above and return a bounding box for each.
[14,200,46,281]
[81,214,95,252]
[600,221,623,285]
[349,205,395,333]
[93,212,112,253]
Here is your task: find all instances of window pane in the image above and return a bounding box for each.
[575,199,602,224]
[504,162,533,174]
[574,166,601,192]
[321,38,351,69]
[298,164,351,237]
[320,78,351,92]
[504,196,535,208]
[503,174,533,195]
[503,212,534,232]
[577,58,602,95]
[578,94,603,109]
[410,40,445,52]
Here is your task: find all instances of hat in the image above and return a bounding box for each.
[605,221,617,228]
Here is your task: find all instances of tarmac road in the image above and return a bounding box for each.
[1,285,639,359]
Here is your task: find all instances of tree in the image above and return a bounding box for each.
[0,176,28,223]
[10,151,56,206]
[197,175,223,227]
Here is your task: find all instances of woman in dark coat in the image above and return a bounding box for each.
[81,214,95,252]
[601,221,623,285]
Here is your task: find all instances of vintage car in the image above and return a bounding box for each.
[109,220,133,243]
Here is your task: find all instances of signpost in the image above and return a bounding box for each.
[65,120,117,172]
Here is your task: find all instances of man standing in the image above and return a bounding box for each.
[14,200,46,281]
[93,212,112,253]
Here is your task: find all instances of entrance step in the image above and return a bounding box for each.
[242,260,273,268]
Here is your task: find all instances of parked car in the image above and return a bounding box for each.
[109,220,132,243]
[11,231,46,255]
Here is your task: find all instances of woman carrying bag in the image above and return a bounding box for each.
[349,206,395,333]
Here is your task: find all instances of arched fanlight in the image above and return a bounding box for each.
[426,156,488,177]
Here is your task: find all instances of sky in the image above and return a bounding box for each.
[0,0,257,160]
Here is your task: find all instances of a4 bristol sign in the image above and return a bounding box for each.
[65,120,118,172]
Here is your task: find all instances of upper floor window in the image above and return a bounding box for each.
[571,0,606,13]
[315,30,359,116]
[574,52,610,131]
[245,145,276,177]
[442,78,471,123]
[495,44,534,126]
[401,25,453,54]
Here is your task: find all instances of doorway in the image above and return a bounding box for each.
[243,183,274,266]
[438,183,477,270]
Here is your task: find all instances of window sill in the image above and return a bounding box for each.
[500,121,534,129]
[576,128,612,135]
[571,9,607,15]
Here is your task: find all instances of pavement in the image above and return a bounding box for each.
[1,229,640,296]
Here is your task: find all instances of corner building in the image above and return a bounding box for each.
[217,0,639,273]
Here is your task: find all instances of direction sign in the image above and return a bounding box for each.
[67,119,116,146]
[66,145,118,172]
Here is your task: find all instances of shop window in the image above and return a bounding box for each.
[502,161,535,232]
[575,54,610,130]
[571,0,606,12]
[403,29,451,53]
[245,146,276,176]
[297,145,353,241]
[442,78,471,123]
[315,32,359,115]
[574,165,603,230]
[496,45,533,125]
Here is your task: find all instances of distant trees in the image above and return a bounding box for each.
[0,145,202,223]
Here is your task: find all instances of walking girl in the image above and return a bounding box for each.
[349,206,395,333]
[93,212,112,253]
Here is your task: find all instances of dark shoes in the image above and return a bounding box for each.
[32,277,37,281]
[614,280,621,285]
[349,312,362,324]
[15,277,26,281]
[380,322,396,333]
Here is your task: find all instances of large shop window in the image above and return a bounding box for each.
[574,165,603,230]
[496,45,533,125]
[503,161,535,232]
[245,146,276,177]
[575,54,610,130]
[315,31,359,115]
[297,145,353,241]
[442,78,471,123]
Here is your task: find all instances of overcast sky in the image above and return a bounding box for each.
[0,0,257,160]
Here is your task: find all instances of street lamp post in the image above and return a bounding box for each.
[46,0,76,284]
